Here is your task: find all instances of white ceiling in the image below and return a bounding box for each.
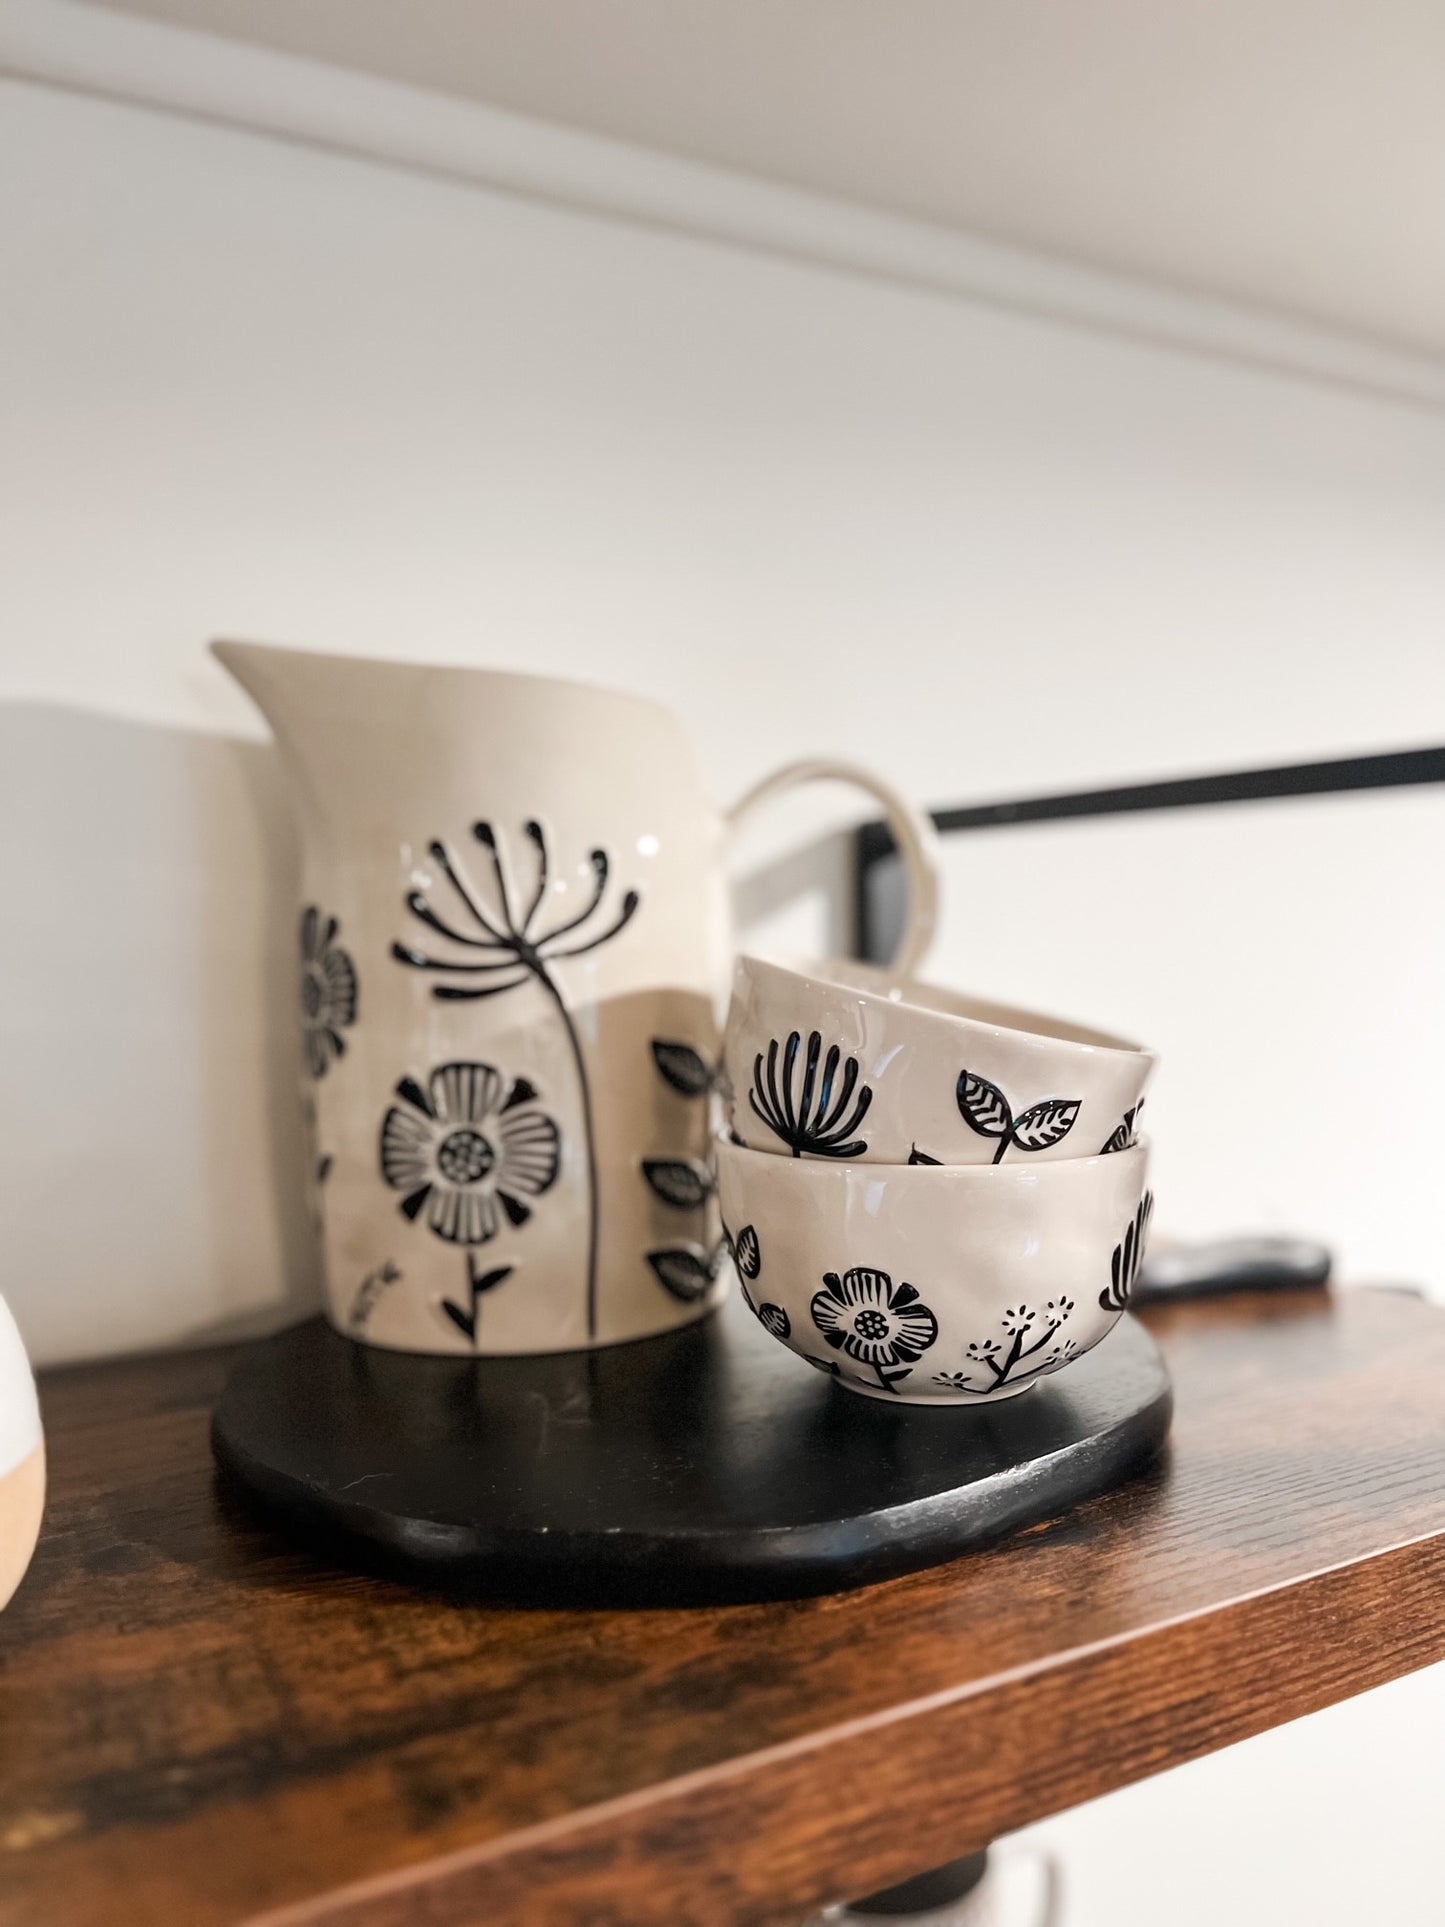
[84,0,1445,357]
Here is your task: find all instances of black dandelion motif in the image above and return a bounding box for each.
[393,819,639,1341]
[749,1030,872,1159]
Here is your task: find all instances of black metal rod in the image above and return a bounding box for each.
[855,744,1445,959]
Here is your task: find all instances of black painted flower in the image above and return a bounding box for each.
[810,1267,938,1368]
[749,1031,872,1159]
[393,819,638,1343]
[381,1062,559,1245]
[300,907,357,1078]
[757,1302,791,1340]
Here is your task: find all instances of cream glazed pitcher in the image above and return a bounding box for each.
[214,642,939,1357]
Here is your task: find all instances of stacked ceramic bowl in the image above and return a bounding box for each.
[715,956,1156,1405]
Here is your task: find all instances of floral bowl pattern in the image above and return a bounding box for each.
[715,1135,1152,1405]
[724,955,1156,1166]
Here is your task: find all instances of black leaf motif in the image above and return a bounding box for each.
[908,1144,942,1166]
[439,1298,476,1341]
[1099,1101,1143,1154]
[435,1259,516,1348]
[757,1303,790,1340]
[647,1246,718,1303]
[958,1072,1084,1163]
[732,1223,761,1280]
[650,1040,714,1098]
[347,1260,400,1333]
[642,1159,714,1209]
[468,1262,514,1295]
[1100,1191,1155,1311]
[956,1070,1012,1142]
[1010,1097,1081,1153]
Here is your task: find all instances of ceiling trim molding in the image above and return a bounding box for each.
[5,0,1445,411]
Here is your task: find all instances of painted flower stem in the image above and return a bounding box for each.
[535,966,600,1343]
[394,822,637,1345]
[984,1319,1062,1383]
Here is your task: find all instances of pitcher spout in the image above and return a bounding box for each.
[212,638,363,749]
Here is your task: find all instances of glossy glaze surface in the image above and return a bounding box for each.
[715,1137,1151,1404]
[213,642,939,1355]
[725,954,1156,1166]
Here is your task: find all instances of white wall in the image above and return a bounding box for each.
[3,77,1442,1368]
[1,63,1443,1925]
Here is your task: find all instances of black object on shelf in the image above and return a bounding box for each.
[853,744,1445,962]
[212,1293,1171,1607]
[1135,1234,1332,1302]
[845,1849,990,1916]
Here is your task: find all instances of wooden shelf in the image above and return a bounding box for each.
[4,1287,1445,1926]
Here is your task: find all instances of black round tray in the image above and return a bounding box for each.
[212,1295,1171,1606]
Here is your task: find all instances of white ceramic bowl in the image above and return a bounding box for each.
[715,1136,1152,1405]
[0,1295,44,1609]
[724,955,1155,1166]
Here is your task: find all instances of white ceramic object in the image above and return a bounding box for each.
[724,955,1156,1166]
[0,1296,44,1609]
[714,1136,1152,1404]
[214,642,940,1357]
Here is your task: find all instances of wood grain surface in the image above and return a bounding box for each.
[3,1287,1444,1926]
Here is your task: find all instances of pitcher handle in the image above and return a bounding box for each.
[724,758,941,977]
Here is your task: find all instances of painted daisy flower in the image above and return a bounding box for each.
[380,1061,559,1245]
[810,1267,938,1369]
[299,907,357,1078]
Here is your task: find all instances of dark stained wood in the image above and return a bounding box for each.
[4,1288,1445,1926]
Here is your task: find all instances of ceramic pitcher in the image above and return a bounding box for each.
[215,642,938,1356]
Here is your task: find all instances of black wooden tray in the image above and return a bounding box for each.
[211,1295,1171,1605]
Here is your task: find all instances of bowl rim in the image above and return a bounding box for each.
[731,954,1155,1064]
[714,1131,1150,1183]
